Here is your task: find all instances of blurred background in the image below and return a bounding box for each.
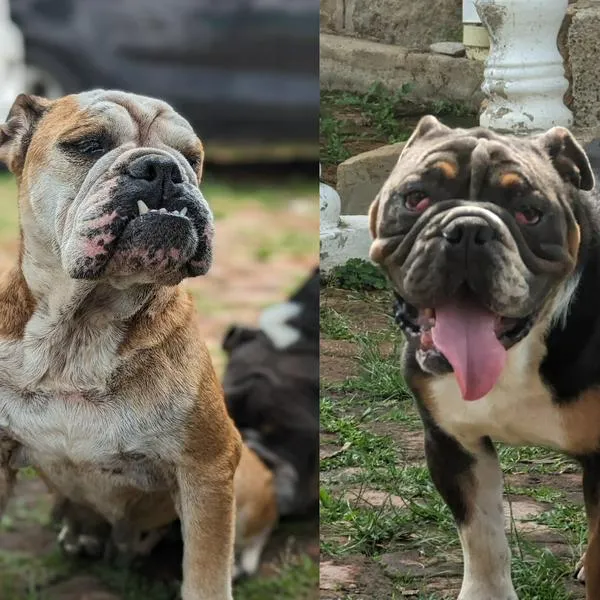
[0,1,319,599]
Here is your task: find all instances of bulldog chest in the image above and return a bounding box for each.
[0,389,181,493]
[425,339,600,455]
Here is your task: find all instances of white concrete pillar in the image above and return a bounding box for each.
[320,165,372,273]
[476,0,572,133]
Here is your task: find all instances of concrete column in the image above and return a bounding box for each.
[463,0,490,60]
[320,165,372,272]
[476,0,573,133]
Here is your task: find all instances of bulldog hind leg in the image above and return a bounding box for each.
[579,455,600,597]
[424,425,517,600]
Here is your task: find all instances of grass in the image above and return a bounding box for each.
[320,286,587,599]
[319,84,477,182]
[320,306,354,340]
[235,555,318,600]
[323,333,410,403]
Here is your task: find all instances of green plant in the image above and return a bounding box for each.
[320,115,351,165]
[327,259,388,291]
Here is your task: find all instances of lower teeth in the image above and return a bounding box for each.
[146,208,188,217]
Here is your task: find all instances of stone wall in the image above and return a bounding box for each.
[320,0,462,51]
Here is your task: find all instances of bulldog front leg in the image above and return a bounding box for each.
[424,423,517,600]
[0,437,18,517]
[580,455,600,598]
[176,460,237,600]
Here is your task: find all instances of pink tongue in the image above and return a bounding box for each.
[431,303,506,401]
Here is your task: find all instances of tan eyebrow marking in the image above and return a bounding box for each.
[432,160,458,179]
[499,172,524,188]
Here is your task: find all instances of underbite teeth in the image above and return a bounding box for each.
[139,206,190,217]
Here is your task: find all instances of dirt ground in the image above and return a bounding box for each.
[0,171,319,600]
[320,286,587,600]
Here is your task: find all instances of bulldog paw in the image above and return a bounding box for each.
[575,552,586,583]
[57,523,105,558]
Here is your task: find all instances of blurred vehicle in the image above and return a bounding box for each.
[9,0,318,153]
[0,0,26,121]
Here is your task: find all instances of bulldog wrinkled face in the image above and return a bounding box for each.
[0,90,214,286]
[369,115,594,401]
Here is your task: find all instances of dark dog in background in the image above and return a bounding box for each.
[222,267,319,517]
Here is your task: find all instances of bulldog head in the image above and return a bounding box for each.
[369,116,594,401]
[0,90,214,287]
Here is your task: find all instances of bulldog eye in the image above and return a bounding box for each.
[61,137,108,159]
[404,190,431,212]
[515,207,543,226]
[183,154,201,171]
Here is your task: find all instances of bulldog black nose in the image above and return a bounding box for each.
[126,154,183,186]
[442,217,495,247]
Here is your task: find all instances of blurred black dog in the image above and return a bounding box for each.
[222,267,319,517]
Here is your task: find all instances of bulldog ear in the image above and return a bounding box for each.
[537,126,594,191]
[0,94,50,174]
[368,193,380,240]
[222,325,259,353]
[399,115,451,159]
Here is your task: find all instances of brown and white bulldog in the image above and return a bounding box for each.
[0,90,242,600]
[369,115,600,599]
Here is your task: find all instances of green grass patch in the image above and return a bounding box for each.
[497,445,578,476]
[91,563,175,600]
[324,334,410,403]
[321,288,585,598]
[253,229,317,263]
[320,84,477,174]
[320,115,352,165]
[320,306,353,340]
[203,176,315,218]
[511,540,576,600]
[330,83,416,143]
[235,555,318,600]
[531,502,586,547]
[0,549,75,600]
[321,396,398,472]
[325,259,389,292]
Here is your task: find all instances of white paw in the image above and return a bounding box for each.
[575,553,586,583]
[57,524,104,557]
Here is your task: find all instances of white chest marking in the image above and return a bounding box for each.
[259,301,301,349]
[429,339,566,451]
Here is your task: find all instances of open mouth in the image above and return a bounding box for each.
[395,293,535,401]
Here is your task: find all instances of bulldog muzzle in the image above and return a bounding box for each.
[61,148,214,283]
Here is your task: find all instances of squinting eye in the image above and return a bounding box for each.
[62,138,107,159]
[184,155,201,171]
[404,190,431,212]
[515,207,542,226]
